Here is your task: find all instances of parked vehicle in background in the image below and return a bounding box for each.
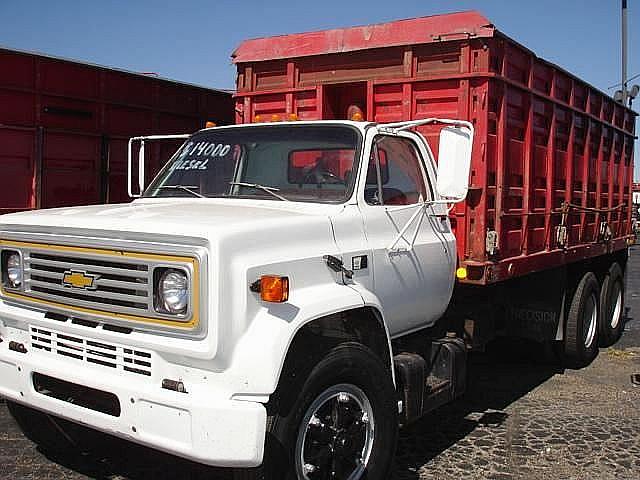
[0,11,635,480]
[0,47,233,213]
[632,183,640,235]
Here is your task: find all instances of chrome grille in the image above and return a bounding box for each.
[25,251,151,313]
[30,326,153,376]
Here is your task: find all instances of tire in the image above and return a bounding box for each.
[599,262,625,347]
[7,401,104,454]
[234,342,398,480]
[563,271,600,368]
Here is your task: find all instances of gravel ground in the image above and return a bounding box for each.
[2,247,640,480]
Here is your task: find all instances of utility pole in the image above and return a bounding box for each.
[622,0,628,105]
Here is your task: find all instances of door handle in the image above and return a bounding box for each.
[323,255,353,279]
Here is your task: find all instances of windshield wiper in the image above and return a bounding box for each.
[229,182,289,201]
[157,185,204,198]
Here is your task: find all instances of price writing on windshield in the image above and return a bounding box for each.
[171,141,232,170]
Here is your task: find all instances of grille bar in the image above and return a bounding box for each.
[27,279,149,303]
[25,269,148,288]
[26,289,148,311]
[25,257,150,278]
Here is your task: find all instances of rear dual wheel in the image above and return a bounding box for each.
[599,262,625,347]
[563,271,600,368]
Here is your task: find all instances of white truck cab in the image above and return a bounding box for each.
[0,119,473,479]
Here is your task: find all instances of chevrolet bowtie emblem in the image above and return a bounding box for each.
[62,270,100,290]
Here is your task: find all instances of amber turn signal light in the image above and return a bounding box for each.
[250,275,289,303]
[205,121,217,128]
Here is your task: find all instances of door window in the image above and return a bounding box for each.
[365,136,429,206]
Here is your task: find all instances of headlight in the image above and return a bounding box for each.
[2,251,23,289]
[156,268,189,314]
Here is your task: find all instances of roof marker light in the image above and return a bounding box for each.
[347,104,365,121]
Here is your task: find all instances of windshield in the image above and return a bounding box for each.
[144,125,361,204]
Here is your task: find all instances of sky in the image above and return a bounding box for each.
[1,0,638,172]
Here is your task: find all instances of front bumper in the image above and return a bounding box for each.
[0,309,266,468]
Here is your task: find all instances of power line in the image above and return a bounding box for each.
[609,72,640,89]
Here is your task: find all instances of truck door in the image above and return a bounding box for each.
[358,131,456,337]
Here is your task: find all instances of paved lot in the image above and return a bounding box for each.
[3,247,640,479]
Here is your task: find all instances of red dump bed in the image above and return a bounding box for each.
[232,11,637,285]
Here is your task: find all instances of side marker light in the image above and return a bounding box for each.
[250,275,289,303]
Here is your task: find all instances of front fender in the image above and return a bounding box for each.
[225,283,366,397]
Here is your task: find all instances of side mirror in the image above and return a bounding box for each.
[435,126,473,201]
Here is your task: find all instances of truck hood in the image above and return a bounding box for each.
[0,198,344,241]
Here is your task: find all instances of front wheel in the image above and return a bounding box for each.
[295,382,376,479]
[235,343,398,480]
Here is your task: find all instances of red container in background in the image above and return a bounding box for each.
[0,47,233,212]
[233,11,637,285]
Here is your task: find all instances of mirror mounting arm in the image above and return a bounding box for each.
[127,134,191,198]
[378,117,474,202]
[385,200,447,252]
[386,196,464,253]
[429,197,466,213]
[378,118,474,138]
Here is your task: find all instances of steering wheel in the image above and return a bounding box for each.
[301,168,344,187]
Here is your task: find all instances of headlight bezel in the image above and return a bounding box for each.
[153,266,190,316]
[1,249,23,290]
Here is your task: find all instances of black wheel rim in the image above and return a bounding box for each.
[295,383,375,480]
